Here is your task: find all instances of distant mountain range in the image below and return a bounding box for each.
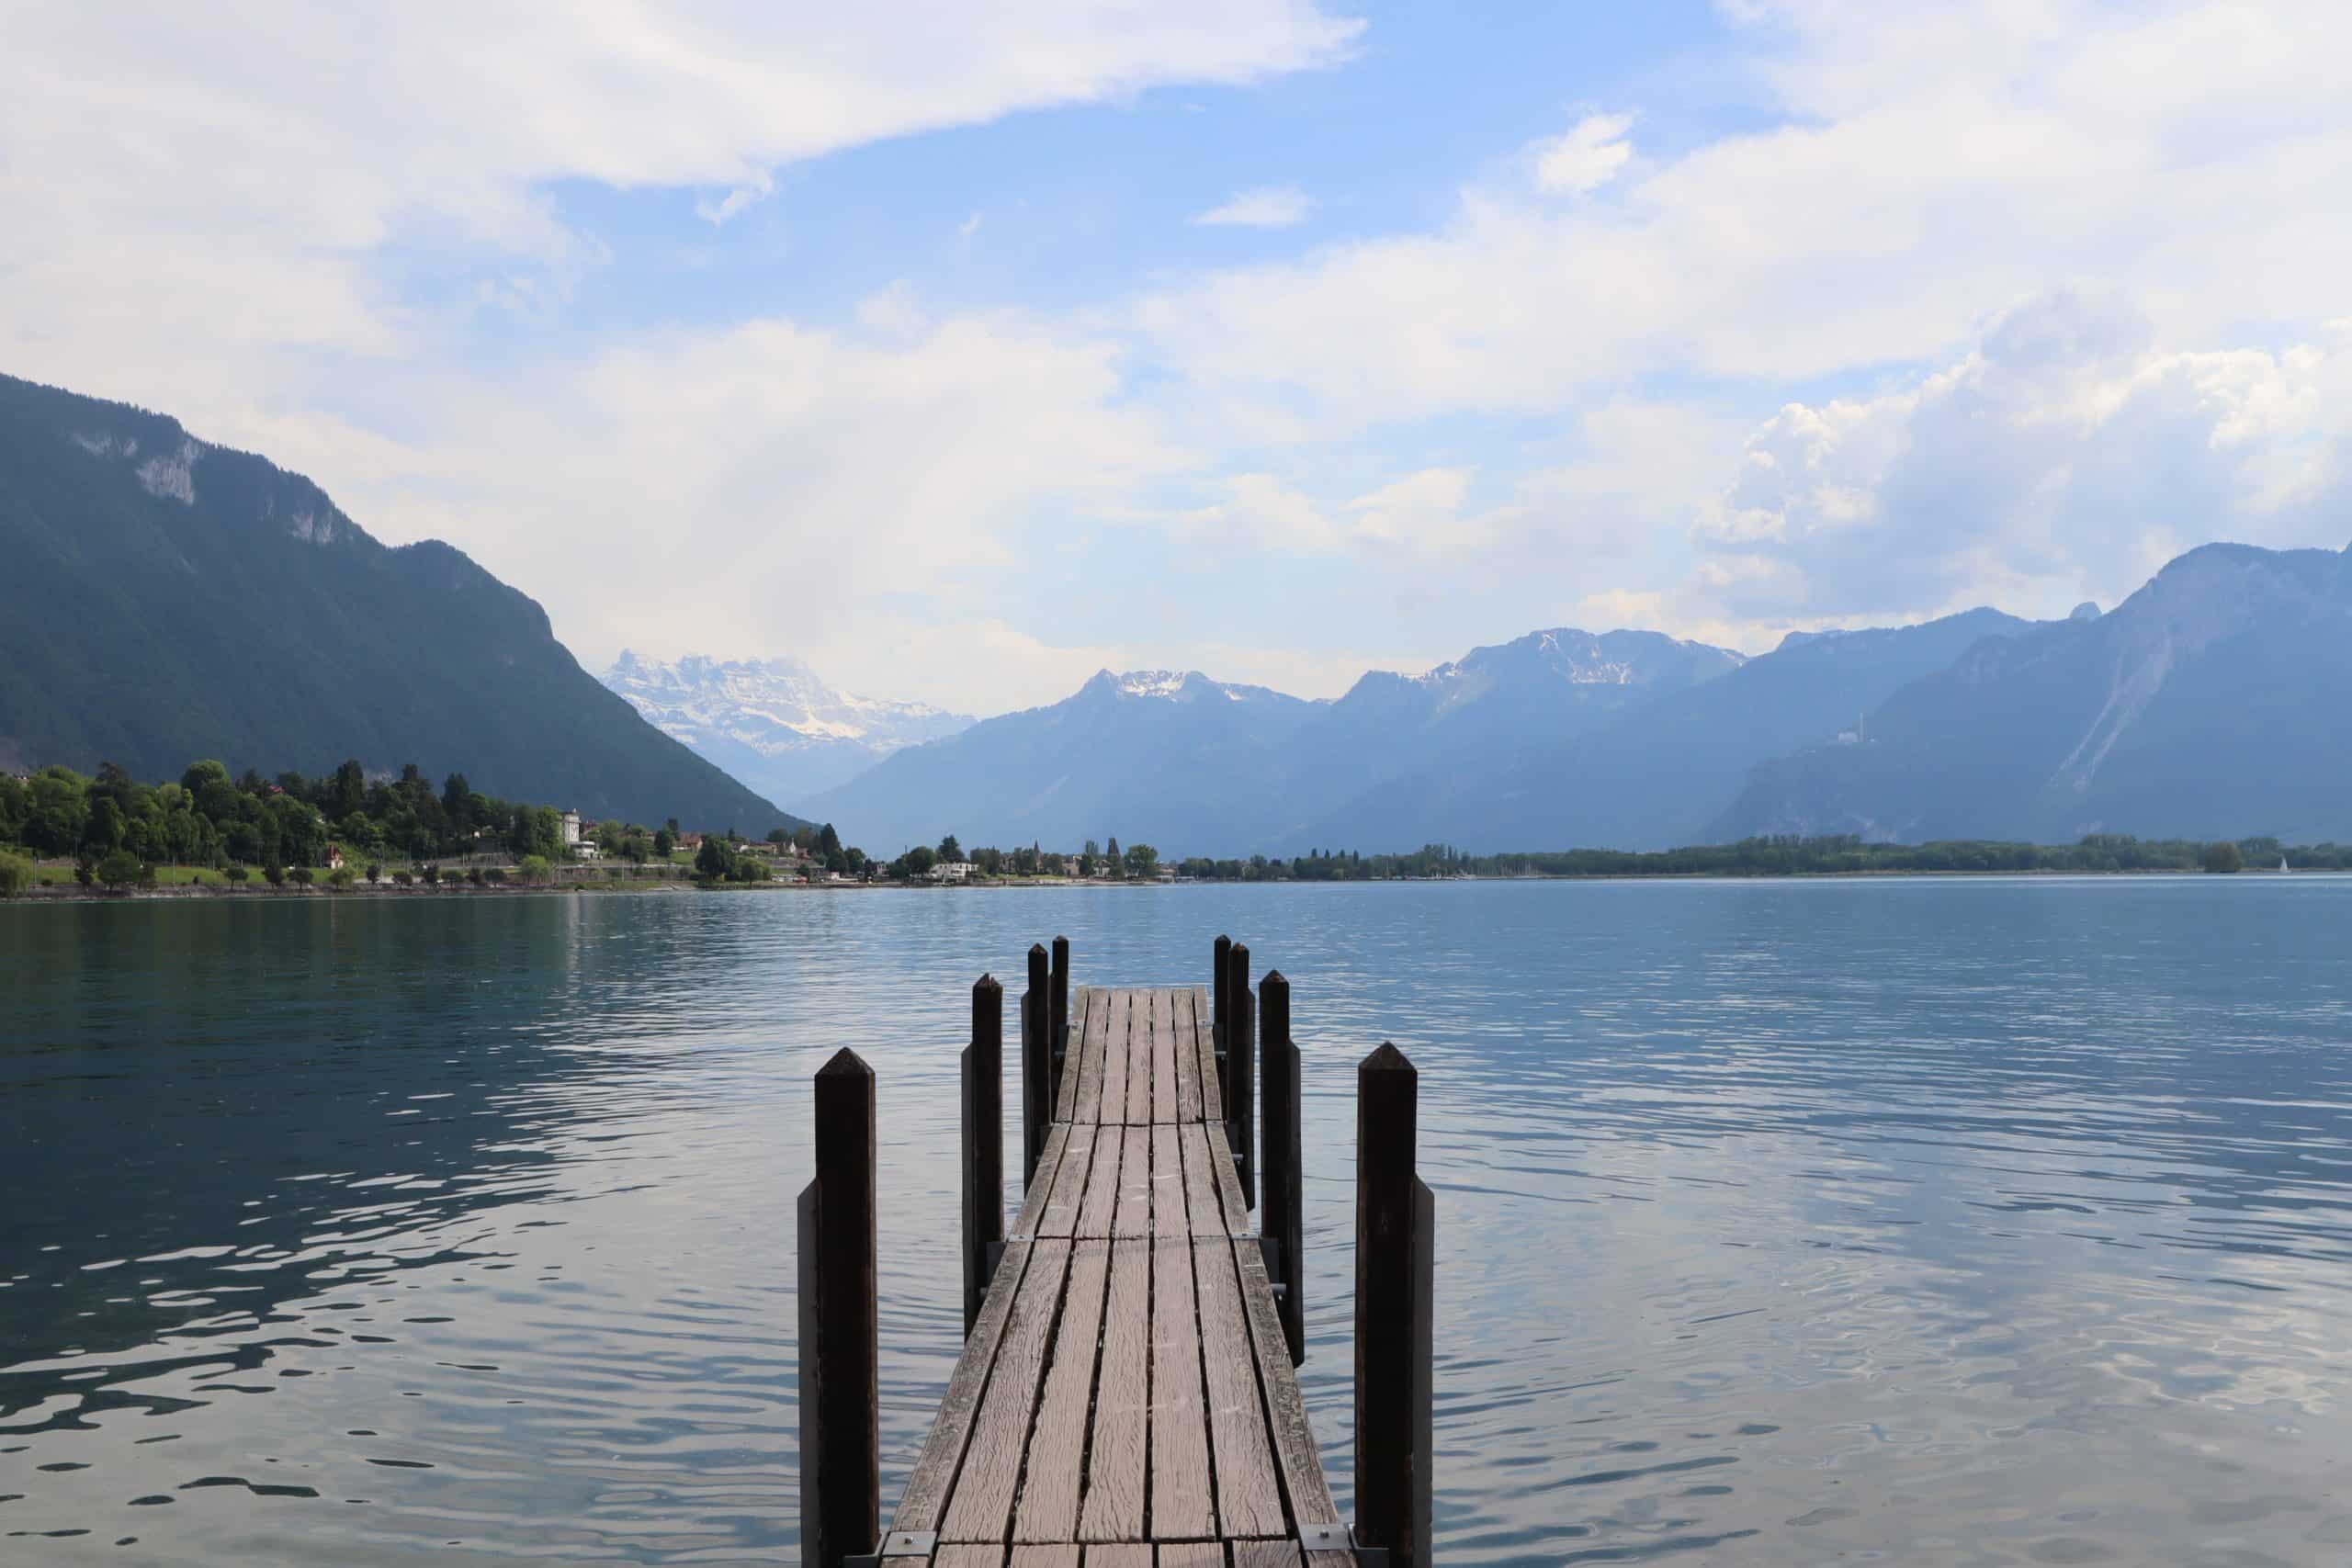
[786,539,2352,857]
[599,652,971,807]
[0,374,800,833]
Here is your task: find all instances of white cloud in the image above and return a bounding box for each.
[1192,185,1314,228]
[1697,294,2352,626]
[1532,112,1633,194]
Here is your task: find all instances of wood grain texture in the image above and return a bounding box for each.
[1008,1551,1080,1568]
[1192,1239,1284,1537]
[1073,987,1111,1123]
[1150,1123,1189,1240]
[1096,989,1131,1133]
[942,1239,1073,1541]
[1171,986,1204,1122]
[1038,1119,1095,1238]
[1157,1547,1225,1568]
[1012,1123,1071,1237]
[1079,1239,1149,1542]
[1150,989,1180,1126]
[1179,1122,1227,1240]
[891,1238,1036,1531]
[1190,986,1223,1123]
[1228,1238,1340,1531]
[1112,1125,1152,1240]
[1148,1238,1214,1540]
[1231,1544,1303,1568]
[1124,989,1153,1126]
[1055,987,1089,1122]
[1013,1240,1111,1542]
[1075,1124,1124,1239]
[1199,1119,1252,1239]
[937,1548,1007,1568]
[1084,1550,1153,1568]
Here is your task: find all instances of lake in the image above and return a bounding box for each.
[5,878,2351,1565]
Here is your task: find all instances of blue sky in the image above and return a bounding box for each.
[6,1,2349,713]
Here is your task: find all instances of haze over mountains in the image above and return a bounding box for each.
[0,374,799,833]
[600,652,971,806]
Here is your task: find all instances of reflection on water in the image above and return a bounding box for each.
[5,879,2352,1563]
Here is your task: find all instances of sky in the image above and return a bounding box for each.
[5,0,2350,715]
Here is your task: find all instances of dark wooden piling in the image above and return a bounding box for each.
[1356,1042,1433,1568]
[1212,933,1232,1100]
[798,1048,879,1566]
[1260,970,1305,1365]
[1227,941,1256,1210]
[1023,942,1050,1183]
[960,976,1003,1336]
[1048,935,1070,1106]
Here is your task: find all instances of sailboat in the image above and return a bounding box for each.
[2280,856,2291,874]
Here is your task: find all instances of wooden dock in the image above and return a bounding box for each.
[797,939,1433,1568]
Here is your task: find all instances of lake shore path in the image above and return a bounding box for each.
[797,938,1435,1568]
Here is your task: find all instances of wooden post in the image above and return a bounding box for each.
[798,1048,879,1566]
[1356,1042,1432,1568]
[1049,934,1070,1108]
[1259,970,1305,1365]
[1212,933,1232,1100]
[1022,942,1050,1183]
[961,975,1003,1337]
[1227,941,1255,1209]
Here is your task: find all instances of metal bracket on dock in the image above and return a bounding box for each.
[1299,1521,1385,1564]
[844,1529,936,1566]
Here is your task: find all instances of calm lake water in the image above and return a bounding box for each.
[5,879,2351,1565]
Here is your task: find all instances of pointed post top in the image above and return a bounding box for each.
[974,972,1001,996]
[1262,967,1286,987]
[1361,1040,1415,1075]
[1028,941,1047,958]
[818,1046,873,1079]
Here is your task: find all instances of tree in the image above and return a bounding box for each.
[517,854,552,885]
[1104,837,1120,875]
[329,758,368,820]
[653,827,676,859]
[327,866,356,890]
[96,850,142,891]
[366,861,382,884]
[937,834,962,863]
[419,863,440,886]
[2202,840,2244,874]
[263,859,286,888]
[0,852,33,898]
[289,866,315,886]
[818,823,842,860]
[695,835,734,881]
[223,864,250,884]
[1124,842,1159,879]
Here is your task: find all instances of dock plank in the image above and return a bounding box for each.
[1079,1239,1149,1541]
[1008,1551,1078,1568]
[1230,1238,1351,1568]
[1193,1237,1284,1537]
[1013,1239,1111,1541]
[1196,1119,1252,1238]
[1159,1548,1226,1568]
[1150,1123,1189,1240]
[1084,1550,1152,1568]
[1124,989,1153,1125]
[1075,988,1110,1123]
[1150,990,1180,1127]
[1075,1124,1123,1238]
[942,1239,1074,1540]
[1038,1120,1096,1239]
[1112,1124,1152,1239]
[938,1549,1006,1568]
[1096,990,1131,1131]
[1055,987,1087,1123]
[1012,1123,1072,1237]
[1190,986,1223,1123]
[1171,987,1204,1122]
[1148,1238,1215,1539]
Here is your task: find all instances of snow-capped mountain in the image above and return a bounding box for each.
[599,652,974,809]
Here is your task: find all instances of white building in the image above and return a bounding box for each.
[931,860,978,884]
[560,809,582,848]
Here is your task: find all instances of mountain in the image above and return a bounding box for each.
[600,651,972,807]
[804,629,1749,858]
[0,373,798,832]
[1713,542,2352,844]
[797,670,1323,856]
[1291,607,2038,852]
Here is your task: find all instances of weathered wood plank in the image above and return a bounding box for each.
[1096,988,1132,1132]
[1013,1239,1111,1542]
[1158,1547,1225,1568]
[1112,1124,1151,1240]
[1012,1122,1071,1237]
[1193,1238,1284,1538]
[941,1239,1074,1541]
[1150,988,1180,1125]
[1055,986,1089,1122]
[1149,1122,1189,1240]
[1008,1551,1079,1568]
[1148,1238,1215,1539]
[1229,1236,1343,1549]
[1123,988,1153,1125]
[1197,1118,1252,1240]
[889,1237,1038,1532]
[1038,1118,1096,1239]
[1075,1124,1124,1239]
[1074,987,1111,1124]
[1084,1550,1153,1568]
[1231,1544,1303,1568]
[1191,986,1223,1123]
[1178,1121,1226,1240]
[1171,985,1204,1122]
[937,1548,1007,1568]
[1079,1239,1149,1542]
